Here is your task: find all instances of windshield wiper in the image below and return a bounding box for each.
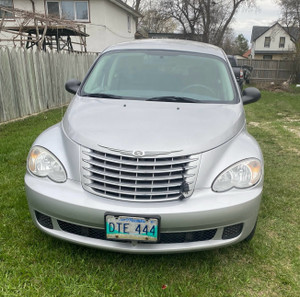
[146,96,201,103]
[81,93,124,99]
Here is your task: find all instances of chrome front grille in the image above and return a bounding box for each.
[81,147,200,202]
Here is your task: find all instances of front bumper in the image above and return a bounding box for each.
[25,173,262,254]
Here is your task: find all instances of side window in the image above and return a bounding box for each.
[279,37,285,48]
[0,0,13,18]
[264,37,271,48]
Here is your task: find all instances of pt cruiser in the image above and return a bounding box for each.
[25,39,263,253]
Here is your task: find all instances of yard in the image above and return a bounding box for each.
[0,90,299,296]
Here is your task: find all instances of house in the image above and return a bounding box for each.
[242,49,251,59]
[0,0,141,52]
[251,23,299,60]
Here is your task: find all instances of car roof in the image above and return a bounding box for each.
[102,39,226,60]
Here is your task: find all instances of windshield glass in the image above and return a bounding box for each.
[81,50,236,103]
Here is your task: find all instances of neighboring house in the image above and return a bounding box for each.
[0,0,140,52]
[242,49,251,59]
[251,23,299,60]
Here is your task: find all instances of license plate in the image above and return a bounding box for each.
[105,215,159,242]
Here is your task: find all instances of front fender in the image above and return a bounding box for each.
[195,127,264,190]
[29,122,81,181]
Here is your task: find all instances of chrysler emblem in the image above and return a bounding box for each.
[132,150,145,157]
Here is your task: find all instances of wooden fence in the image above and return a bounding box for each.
[0,48,97,123]
[237,59,294,83]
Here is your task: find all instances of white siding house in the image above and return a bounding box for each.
[251,23,299,60]
[0,0,140,52]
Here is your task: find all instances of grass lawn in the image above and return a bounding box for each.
[0,90,299,296]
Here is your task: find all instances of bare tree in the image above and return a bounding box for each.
[220,28,237,54]
[161,0,255,46]
[124,0,143,11]
[135,0,142,11]
[162,0,203,36]
[279,0,300,28]
[29,0,41,50]
[137,0,177,33]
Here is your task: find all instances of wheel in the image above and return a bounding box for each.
[181,84,215,97]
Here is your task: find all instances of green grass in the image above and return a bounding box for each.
[0,91,299,296]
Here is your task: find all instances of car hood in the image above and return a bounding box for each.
[63,96,245,155]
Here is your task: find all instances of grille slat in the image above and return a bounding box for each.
[83,166,195,181]
[84,175,187,189]
[83,158,197,174]
[86,182,182,196]
[81,147,200,202]
[83,150,199,166]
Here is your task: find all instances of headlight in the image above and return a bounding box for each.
[212,158,262,192]
[27,146,67,183]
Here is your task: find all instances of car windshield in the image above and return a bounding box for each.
[81,50,236,103]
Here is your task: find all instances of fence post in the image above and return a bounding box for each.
[276,60,280,81]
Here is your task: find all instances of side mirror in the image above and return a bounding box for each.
[65,79,81,94]
[242,87,261,105]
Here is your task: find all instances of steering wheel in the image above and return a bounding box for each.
[182,84,215,97]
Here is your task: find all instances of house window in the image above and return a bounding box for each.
[47,2,60,17]
[75,2,88,20]
[0,0,13,18]
[263,55,273,60]
[46,1,89,21]
[279,37,285,48]
[264,37,271,48]
[61,1,75,19]
[127,15,131,33]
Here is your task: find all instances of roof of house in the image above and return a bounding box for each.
[243,49,251,58]
[108,0,142,18]
[251,23,300,42]
[251,26,270,42]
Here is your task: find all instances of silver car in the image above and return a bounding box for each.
[25,39,263,254]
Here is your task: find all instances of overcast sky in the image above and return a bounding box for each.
[233,0,281,42]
